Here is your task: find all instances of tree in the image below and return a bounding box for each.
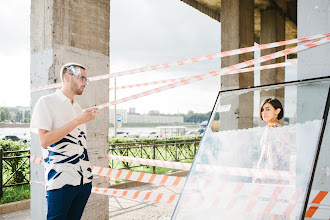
[0,107,10,122]
[148,110,160,115]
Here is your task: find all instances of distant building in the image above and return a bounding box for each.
[7,106,31,123]
[109,109,128,124]
[109,108,183,125]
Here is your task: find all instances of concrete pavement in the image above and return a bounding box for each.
[0,184,183,220]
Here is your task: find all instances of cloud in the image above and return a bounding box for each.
[0,0,30,55]
[110,0,221,113]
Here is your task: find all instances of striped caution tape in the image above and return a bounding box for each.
[108,155,192,171]
[95,37,330,110]
[92,187,179,204]
[108,61,297,91]
[305,191,330,219]
[30,156,185,187]
[91,165,185,187]
[187,179,305,202]
[30,155,44,164]
[30,33,329,92]
[109,154,295,181]
[32,153,294,183]
[29,180,179,204]
[29,155,330,218]
[29,178,329,218]
[180,190,329,218]
[181,193,303,217]
[196,164,295,182]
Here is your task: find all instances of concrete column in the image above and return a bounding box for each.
[30,0,110,219]
[297,0,330,198]
[220,0,254,130]
[260,8,285,104]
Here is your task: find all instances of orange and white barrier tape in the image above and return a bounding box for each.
[305,191,330,219]
[108,61,297,91]
[196,164,295,182]
[29,178,329,218]
[30,33,329,92]
[187,179,305,202]
[29,180,179,204]
[30,155,44,164]
[92,187,179,204]
[30,156,185,187]
[181,193,303,217]
[108,154,295,181]
[95,37,330,110]
[91,165,185,187]
[108,155,192,171]
[180,190,329,218]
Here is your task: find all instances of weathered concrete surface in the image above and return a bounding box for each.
[260,7,285,108]
[0,209,30,220]
[30,0,110,219]
[0,200,30,215]
[0,184,183,220]
[220,0,255,131]
[109,184,183,220]
[297,0,330,195]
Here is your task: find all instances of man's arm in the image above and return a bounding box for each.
[38,107,99,148]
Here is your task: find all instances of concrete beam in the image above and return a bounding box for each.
[260,7,285,104]
[297,0,330,194]
[30,0,110,219]
[220,0,255,130]
[180,0,220,21]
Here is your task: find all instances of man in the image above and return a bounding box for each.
[30,63,99,220]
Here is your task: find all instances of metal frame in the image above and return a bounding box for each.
[300,85,330,219]
[172,75,330,219]
[109,138,201,172]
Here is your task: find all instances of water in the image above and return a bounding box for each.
[0,126,199,139]
[0,128,31,138]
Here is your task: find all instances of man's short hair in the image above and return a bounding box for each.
[60,63,86,82]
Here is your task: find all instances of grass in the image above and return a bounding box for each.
[0,184,30,204]
[112,159,193,184]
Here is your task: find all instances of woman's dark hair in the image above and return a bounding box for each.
[260,98,284,120]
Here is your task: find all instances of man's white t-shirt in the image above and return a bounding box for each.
[30,90,92,191]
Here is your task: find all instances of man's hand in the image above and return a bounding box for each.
[38,107,100,148]
[77,107,100,125]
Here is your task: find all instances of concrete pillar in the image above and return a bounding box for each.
[220,0,254,130]
[297,0,330,198]
[30,0,110,219]
[260,8,285,104]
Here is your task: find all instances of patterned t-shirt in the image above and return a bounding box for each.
[30,90,92,191]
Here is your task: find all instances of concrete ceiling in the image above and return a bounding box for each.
[180,0,297,43]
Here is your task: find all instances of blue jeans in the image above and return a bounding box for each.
[46,182,92,220]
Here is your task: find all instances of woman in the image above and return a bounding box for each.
[257,98,289,179]
[257,98,290,220]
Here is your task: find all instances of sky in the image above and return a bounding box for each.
[0,0,296,115]
[0,0,30,108]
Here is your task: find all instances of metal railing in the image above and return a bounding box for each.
[0,137,201,198]
[109,137,201,172]
[0,148,30,198]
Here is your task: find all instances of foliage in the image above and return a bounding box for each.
[109,136,201,171]
[178,110,220,123]
[0,107,10,122]
[0,184,30,204]
[0,140,30,186]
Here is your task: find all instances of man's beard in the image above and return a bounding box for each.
[70,81,83,95]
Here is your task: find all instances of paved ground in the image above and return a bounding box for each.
[0,184,182,220]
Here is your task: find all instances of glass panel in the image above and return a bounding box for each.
[172,78,330,220]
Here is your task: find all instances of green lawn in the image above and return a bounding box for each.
[0,184,30,204]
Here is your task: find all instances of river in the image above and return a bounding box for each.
[0,126,199,139]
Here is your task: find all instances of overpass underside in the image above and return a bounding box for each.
[180,0,297,43]
[181,0,297,130]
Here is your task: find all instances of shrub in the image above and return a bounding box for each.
[0,140,30,185]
